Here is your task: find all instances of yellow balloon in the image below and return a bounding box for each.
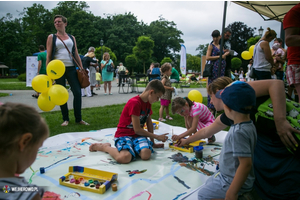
[241,51,252,60]
[249,45,255,56]
[47,60,65,79]
[37,92,55,111]
[188,90,203,103]
[31,75,52,93]
[48,85,69,106]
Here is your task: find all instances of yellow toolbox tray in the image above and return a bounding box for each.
[169,140,206,153]
[59,166,118,194]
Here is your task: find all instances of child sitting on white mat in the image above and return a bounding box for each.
[89,80,168,164]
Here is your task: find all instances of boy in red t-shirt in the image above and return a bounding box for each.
[89,80,168,164]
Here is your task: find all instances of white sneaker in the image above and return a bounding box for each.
[174,87,178,96]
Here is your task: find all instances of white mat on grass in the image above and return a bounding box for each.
[23,121,227,200]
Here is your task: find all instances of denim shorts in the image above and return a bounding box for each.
[114,136,154,160]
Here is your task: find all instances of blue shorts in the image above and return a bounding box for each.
[114,136,154,160]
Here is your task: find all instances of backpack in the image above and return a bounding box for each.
[256,97,300,156]
[119,65,126,72]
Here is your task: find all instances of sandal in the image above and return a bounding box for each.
[32,94,39,99]
[166,116,173,120]
[77,120,90,125]
[61,121,69,126]
[158,118,166,122]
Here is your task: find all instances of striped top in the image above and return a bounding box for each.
[190,102,215,130]
[0,177,44,200]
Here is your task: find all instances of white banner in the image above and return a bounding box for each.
[26,56,38,87]
[180,44,186,75]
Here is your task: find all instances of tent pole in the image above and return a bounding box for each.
[280,22,285,47]
[218,1,228,77]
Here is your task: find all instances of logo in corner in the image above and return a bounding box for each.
[3,185,10,193]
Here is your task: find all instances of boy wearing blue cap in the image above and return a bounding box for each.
[197,81,257,200]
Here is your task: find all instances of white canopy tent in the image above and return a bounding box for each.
[232,1,299,22]
[216,1,299,76]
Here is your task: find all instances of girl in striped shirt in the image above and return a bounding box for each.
[171,97,215,142]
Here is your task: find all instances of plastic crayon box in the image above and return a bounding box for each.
[59,166,118,194]
[169,140,206,153]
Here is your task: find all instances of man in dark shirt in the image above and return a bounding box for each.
[221,29,232,78]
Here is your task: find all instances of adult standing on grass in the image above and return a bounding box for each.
[252,28,277,80]
[206,30,229,113]
[101,52,114,95]
[85,47,99,96]
[221,29,233,78]
[32,45,47,98]
[46,15,89,126]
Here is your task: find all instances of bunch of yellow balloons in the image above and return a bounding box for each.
[32,60,69,111]
[241,45,255,60]
[188,90,203,103]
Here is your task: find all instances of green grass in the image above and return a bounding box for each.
[0,78,32,90]
[0,93,9,97]
[41,97,208,137]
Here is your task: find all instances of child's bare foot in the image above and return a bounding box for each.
[89,143,111,152]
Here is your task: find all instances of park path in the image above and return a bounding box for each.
[0,79,208,113]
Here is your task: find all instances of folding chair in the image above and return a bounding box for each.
[118,74,130,94]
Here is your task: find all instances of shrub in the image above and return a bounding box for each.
[231,57,242,71]
[18,73,26,81]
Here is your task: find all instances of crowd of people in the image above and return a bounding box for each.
[6,4,300,199]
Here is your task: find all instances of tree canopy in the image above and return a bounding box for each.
[146,16,184,63]
[226,21,255,59]
[0,2,184,74]
[133,36,154,73]
[196,43,209,57]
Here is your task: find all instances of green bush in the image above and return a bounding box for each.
[17,73,26,82]
[231,57,242,71]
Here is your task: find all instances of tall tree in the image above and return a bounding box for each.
[51,1,89,19]
[104,13,145,63]
[133,36,154,73]
[18,3,53,64]
[186,54,201,72]
[196,43,209,57]
[125,54,137,74]
[226,22,255,59]
[0,14,30,72]
[146,16,184,62]
[66,11,101,54]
